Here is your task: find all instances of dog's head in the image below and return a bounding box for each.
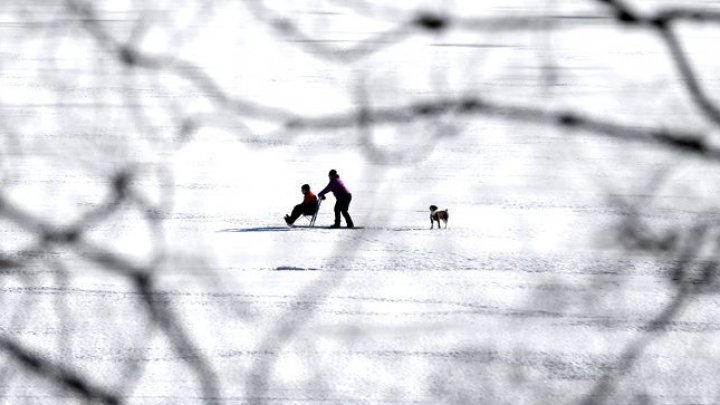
[429,205,438,212]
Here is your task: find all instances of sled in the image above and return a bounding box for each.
[287,199,361,229]
[294,199,322,227]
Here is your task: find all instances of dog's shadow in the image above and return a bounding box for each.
[218,226,290,233]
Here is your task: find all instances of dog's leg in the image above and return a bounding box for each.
[430,216,434,229]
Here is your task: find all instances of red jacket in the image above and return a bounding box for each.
[303,191,318,205]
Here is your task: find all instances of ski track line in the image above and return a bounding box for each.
[4,287,720,332]
[22,347,697,384]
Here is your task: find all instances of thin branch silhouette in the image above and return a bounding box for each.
[0,172,222,403]
[5,0,720,403]
[0,336,121,404]
[593,0,720,127]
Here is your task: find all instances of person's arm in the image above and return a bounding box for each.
[317,181,332,197]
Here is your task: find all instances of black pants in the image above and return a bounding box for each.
[334,193,353,227]
[288,203,316,224]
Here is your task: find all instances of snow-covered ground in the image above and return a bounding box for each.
[4,1,720,404]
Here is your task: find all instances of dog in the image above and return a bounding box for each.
[429,205,449,229]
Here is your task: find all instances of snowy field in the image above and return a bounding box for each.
[3,1,720,404]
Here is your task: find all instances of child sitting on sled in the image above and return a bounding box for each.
[284,184,318,225]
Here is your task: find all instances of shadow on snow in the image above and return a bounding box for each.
[217,226,290,233]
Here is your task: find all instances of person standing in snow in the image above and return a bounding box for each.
[318,169,354,228]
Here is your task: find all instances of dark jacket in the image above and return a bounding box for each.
[318,177,350,198]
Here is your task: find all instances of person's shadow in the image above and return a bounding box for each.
[217,226,290,233]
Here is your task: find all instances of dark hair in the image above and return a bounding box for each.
[301,184,310,191]
[328,169,337,178]
[429,205,438,211]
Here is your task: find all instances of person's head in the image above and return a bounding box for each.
[328,169,338,178]
[301,184,310,194]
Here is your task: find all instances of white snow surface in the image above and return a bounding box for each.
[3,1,720,404]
